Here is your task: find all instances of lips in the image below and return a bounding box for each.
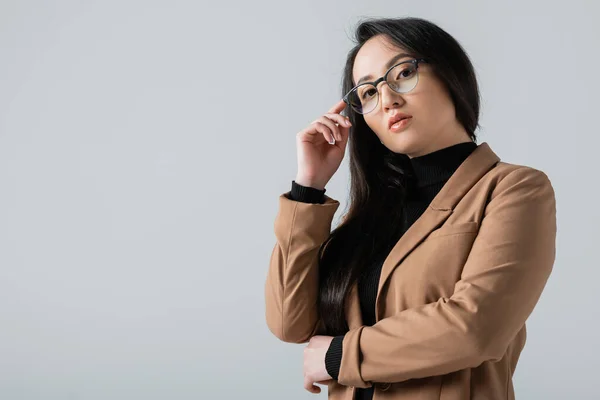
[388,114,412,129]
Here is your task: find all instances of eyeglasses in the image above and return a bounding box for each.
[343,58,427,115]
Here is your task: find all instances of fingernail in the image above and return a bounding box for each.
[345,120,352,126]
[329,137,335,145]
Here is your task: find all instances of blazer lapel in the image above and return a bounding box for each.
[374,142,501,321]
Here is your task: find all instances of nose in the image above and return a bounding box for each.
[378,81,404,111]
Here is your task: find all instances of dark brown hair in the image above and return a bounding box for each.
[317,17,481,335]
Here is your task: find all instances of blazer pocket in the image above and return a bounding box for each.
[427,221,479,239]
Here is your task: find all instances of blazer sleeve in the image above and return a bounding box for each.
[264,190,340,343]
[337,167,557,387]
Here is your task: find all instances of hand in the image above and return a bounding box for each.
[303,335,335,394]
[295,99,351,190]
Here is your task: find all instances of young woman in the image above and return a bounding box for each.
[265,17,556,400]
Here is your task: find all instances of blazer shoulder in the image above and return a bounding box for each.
[488,162,552,185]
[485,162,554,203]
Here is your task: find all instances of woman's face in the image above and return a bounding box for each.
[351,35,471,158]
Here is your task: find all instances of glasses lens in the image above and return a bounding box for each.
[347,83,378,114]
[345,61,420,114]
[387,62,419,93]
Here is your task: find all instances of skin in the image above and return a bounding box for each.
[303,335,334,394]
[302,34,473,394]
[352,34,472,157]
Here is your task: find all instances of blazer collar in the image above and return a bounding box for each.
[429,142,501,211]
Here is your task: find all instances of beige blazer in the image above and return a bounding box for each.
[264,142,556,400]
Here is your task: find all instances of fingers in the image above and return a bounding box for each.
[325,112,352,134]
[313,114,351,143]
[298,100,352,146]
[314,117,341,142]
[303,377,322,394]
[328,98,348,115]
[310,121,336,145]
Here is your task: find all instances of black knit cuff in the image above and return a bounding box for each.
[325,335,344,380]
[289,180,326,204]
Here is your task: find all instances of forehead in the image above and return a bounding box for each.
[352,35,410,85]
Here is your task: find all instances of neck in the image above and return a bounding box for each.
[406,124,472,159]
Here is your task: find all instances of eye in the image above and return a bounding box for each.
[396,66,416,80]
[361,88,377,100]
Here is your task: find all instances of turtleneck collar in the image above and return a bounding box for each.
[408,141,478,188]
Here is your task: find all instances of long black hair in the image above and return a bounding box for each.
[317,17,481,335]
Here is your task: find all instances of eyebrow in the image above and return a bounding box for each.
[356,53,413,85]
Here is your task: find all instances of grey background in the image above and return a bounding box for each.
[0,1,597,399]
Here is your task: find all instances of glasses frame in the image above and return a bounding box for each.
[343,57,428,115]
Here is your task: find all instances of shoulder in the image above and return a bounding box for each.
[484,162,555,203]
[489,161,551,181]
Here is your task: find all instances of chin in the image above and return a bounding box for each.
[384,130,422,155]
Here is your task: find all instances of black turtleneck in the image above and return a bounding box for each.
[288,141,478,398]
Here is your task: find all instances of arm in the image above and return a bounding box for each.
[264,181,339,343]
[289,181,346,377]
[337,167,557,387]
